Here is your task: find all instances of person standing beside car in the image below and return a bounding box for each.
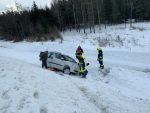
[39,51,48,69]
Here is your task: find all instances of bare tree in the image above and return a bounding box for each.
[96,0,101,30]
[81,2,86,33]
[90,0,95,33]
[72,3,77,31]
[128,0,135,28]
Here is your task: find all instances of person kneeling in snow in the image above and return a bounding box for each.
[78,55,88,78]
[39,51,48,69]
[97,47,104,69]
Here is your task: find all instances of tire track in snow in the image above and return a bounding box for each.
[78,86,110,113]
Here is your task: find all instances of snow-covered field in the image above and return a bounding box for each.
[0,23,150,113]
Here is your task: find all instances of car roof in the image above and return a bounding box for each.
[48,51,61,54]
[49,51,75,59]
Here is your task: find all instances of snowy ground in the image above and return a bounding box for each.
[0,22,150,113]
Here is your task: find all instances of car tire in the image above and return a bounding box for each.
[63,67,70,75]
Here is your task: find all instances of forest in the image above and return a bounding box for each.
[0,0,150,41]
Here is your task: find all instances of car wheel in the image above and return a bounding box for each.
[63,68,70,75]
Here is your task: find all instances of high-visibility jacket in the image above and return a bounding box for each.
[97,49,103,61]
[78,55,85,64]
[79,66,86,73]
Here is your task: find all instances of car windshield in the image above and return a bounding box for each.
[64,55,76,63]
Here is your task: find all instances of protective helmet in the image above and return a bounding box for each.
[97,47,102,51]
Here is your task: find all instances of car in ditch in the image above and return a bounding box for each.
[47,51,79,74]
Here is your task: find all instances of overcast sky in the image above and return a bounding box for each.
[0,0,52,12]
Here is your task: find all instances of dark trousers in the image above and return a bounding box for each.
[99,59,104,69]
[81,70,88,78]
[42,60,48,69]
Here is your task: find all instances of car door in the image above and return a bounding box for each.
[47,52,57,68]
[54,53,65,70]
[64,55,78,72]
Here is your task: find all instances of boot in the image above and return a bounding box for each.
[100,65,104,69]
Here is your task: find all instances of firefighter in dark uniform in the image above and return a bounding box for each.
[39,51,48,69]
[97,47,104,69]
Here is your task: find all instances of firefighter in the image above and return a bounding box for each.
[78,55,88,78]
[76,45,84,60]
[97,47,104,69]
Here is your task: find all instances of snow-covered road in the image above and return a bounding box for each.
[86,49,150,73]
[1,41,150,72]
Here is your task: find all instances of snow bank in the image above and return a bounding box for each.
[62,22,150,53]
[0,56,99,113]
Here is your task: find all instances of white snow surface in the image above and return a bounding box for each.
[0,23,150,113]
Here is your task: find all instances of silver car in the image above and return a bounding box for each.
[47,52,79,74]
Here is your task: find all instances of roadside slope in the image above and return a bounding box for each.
[0,56,100,113]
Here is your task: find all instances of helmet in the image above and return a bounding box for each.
[78,45,81,48]
[97,47,102,51]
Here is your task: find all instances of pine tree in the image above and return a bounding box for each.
[134,0,150,21]
[112,0,120,23]
[103,0,113,23]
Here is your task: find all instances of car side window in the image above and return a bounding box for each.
[48,52,54,59]
[55,53,62,59]
[61,55,65,60]
[55,53,65,60]
[64,56,76,63]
